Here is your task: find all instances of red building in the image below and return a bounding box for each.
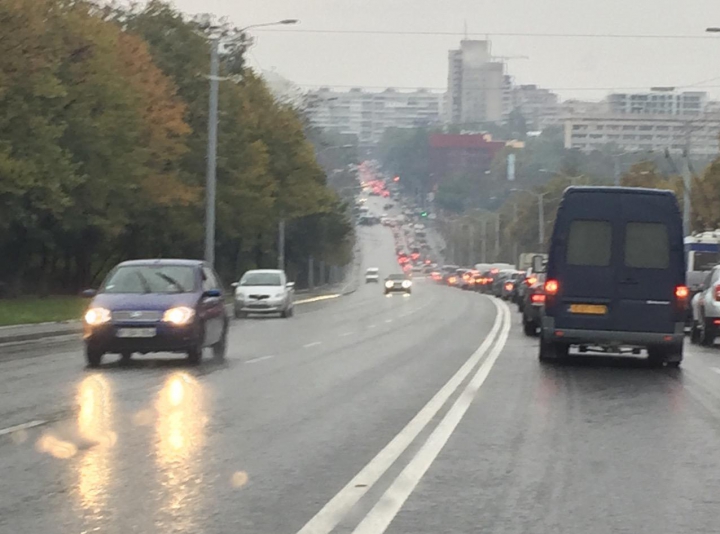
[428,133,506,187]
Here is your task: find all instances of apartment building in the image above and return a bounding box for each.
[307,87,443,147]
[563,114,720,156]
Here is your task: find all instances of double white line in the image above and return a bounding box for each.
[296,299,512,534]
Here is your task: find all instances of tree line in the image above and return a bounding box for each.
[0,0,354,296]
[378,126,720,266]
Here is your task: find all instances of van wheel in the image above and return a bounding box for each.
[539,338,567,362]
[86,348,103,368]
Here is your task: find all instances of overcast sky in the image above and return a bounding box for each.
[170,0,720,101]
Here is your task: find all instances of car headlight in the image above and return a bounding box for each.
[163,306,195,325]
[385,281,394,288]
[85,308,111,326]
[402,280,412,289]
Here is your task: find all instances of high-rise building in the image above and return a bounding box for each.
[510,84,560,130]
[446,40,505,126]
[306,87,443,147]
[606,88,707,116]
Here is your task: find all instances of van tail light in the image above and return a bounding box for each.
[675,285,689,311]
[544,279,559,295]
[531,293,546,304]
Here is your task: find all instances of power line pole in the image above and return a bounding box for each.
[683,129,692,236]
[495,214,500,261]
[481,218,487,263]
[538,195,545,248]
[278,219,286,270]
[512,202,519,266]
[468,224,474,265]
[204,38,220,266]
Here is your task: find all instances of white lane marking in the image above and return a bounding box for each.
[368,324,377,329]
[303,341,322,349]
[352,302,511,534]
[341,332,355,337]
[0,420,47,437]
[246,355,275,364]
[712,367,720,375]
[295,298,504,534]
[385,319,393,324]
[295,294,342,305]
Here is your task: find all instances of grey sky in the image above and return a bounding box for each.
[171,0,720,101]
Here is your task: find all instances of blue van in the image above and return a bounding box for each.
[540,187,688,366]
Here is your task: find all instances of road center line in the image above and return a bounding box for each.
[295,298,504,534]
[368,324,377,329]
[712,367,720,375]
[303,341,322,349]
[385,319,393,324]
[0,420,47,437]
[341,332,355,337]
[352,303,511,534]
[246,355,275,364]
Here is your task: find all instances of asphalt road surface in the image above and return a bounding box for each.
[3,199,720,533]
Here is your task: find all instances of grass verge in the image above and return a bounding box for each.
[0,296,88,327]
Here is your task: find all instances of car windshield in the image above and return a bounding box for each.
[240,272,282,286]
[102,265,196,294]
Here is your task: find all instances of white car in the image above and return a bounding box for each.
[365,268,380,283]
[232,269,294,319]
[690,264,720,345]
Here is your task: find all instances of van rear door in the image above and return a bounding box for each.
[614,194,680,333]
[551,191,617,332]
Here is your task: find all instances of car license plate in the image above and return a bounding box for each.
[116,328,157,338]
[569,304,607,315]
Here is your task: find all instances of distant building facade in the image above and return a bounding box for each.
[510,84,560,130]
[307,87,443,147]
[607,89,707,116]
[446,40,505,126]
[563,113,720,156]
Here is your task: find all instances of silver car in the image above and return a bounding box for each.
[232,269,295,319]
[690,264,720,345]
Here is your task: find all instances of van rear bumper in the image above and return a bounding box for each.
[542,317,684,346]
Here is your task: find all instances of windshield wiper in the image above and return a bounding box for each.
[135,272,152,294]
[155,272,186,292]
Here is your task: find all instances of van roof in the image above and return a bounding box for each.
[563,186,676,198]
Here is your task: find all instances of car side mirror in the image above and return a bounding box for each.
[203,289,222,299]
[230,282,239,289]
[81,289,97,298]
[286,282,295,290]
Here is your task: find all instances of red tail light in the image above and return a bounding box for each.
[526,276,537,286]
[714,285,720,302]
[544,279,559,295]
[675,285,689,300]
[504,282,513,291]
[531,293,546,304]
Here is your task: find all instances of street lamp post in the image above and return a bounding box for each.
[511,189,550,248]
[203,18,298,266]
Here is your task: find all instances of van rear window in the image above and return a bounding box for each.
[566,220,612,266]
[625,222,669,269]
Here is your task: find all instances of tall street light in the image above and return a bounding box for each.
[511,188,551,248]
[204,18,299,266]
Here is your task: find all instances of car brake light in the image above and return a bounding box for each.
[504,282,513,291]
[714,286,720,302]
[526,276,537,286]
[531,293,546,304]
[544,279,559,295]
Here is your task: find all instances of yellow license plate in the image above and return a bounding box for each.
[569,304,607,315]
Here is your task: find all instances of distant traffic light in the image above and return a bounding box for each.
[420,211,428,217]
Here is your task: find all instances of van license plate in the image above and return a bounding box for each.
[116,328,156,338]
[569,304,607,315]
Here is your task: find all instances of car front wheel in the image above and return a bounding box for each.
[213,325,227,361]
[86,347,103,368]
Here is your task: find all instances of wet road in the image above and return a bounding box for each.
[3,206,720,533]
